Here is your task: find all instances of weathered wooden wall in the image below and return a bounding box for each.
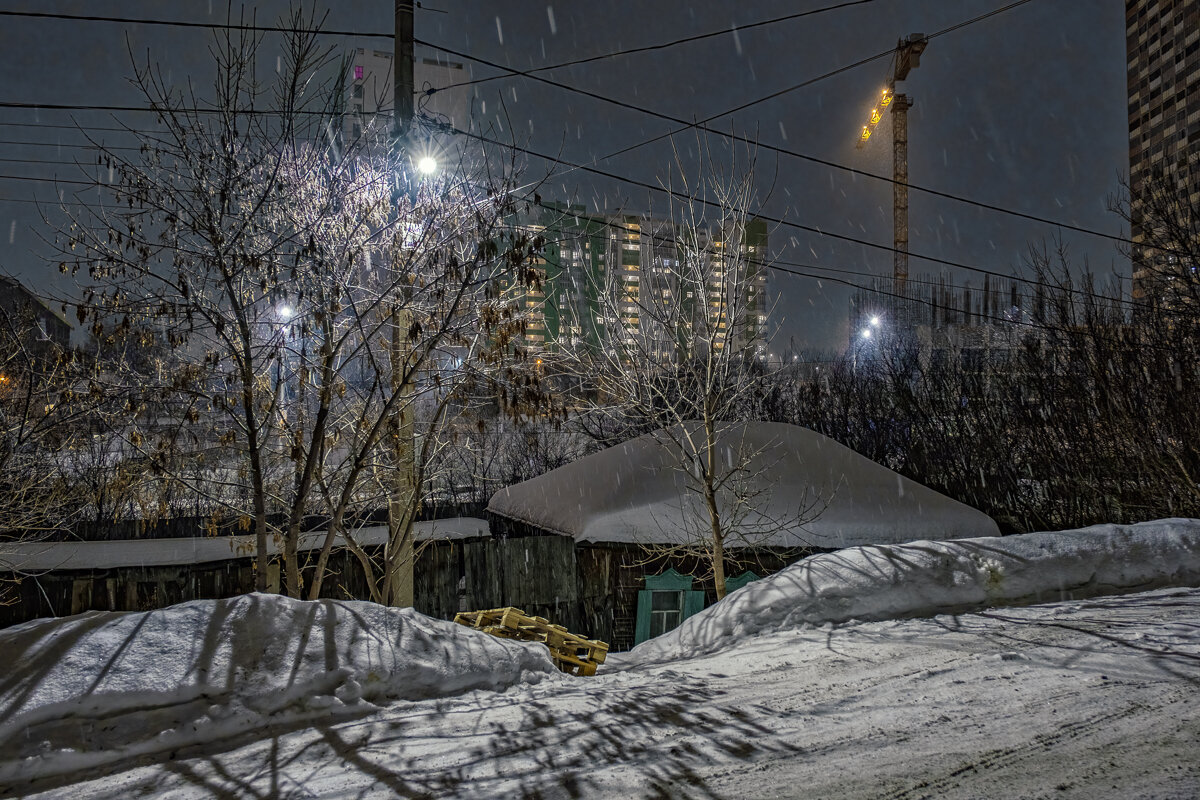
[0,532,814,654]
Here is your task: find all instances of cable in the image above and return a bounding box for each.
[422,1,1131,253]
[0,140,143,151]
[0,100,336,116]
[0,120,162,134]
[534,201,1034,300]
[3,0,1121,257]
[0,9,391,39]
[529,204,1171,348]
[0,4,882,96]
[0,174,96,186]
[438,0,883,92]
[451,124,1149,313]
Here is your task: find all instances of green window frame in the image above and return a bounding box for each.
[724,571,760,593]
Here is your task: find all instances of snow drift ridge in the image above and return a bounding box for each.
[0,594,557,787]
[623,518,1200,665]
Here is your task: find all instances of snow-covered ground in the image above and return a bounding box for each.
[3,520,1199,799]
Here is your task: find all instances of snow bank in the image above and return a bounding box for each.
[0,594,556,784]
[621,518,1200,666]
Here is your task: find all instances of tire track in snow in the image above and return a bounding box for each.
[881,685,1193,800]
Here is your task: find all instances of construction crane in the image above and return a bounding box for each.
[856,34,928,295]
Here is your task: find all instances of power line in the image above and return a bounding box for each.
[0,9,391,38]
[0,140,143,152]
[0,100,336,116]
[2,1,1124,257]
[423,1,1129,252]
[532,203,1167,346]
[453,124,1148,313]
[0,157,87,167]
[0,120,160,134]
[536,200,1030,299]
[0,174,96,186]
[438,0,883,92]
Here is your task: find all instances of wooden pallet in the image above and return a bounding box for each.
[454,607,609,676]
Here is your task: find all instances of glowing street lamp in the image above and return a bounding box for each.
[416,155,438,175]
[869,315,881,327]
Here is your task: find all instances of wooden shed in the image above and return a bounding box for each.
[487,421,1001,650]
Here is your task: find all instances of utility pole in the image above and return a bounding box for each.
[388,0,416,607]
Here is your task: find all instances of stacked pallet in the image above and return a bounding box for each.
[453,607,609,676]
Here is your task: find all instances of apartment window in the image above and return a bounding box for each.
[353,85,363,100]
[354,65,364,80]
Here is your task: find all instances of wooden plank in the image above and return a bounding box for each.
[453,605,609,677]
[462,539,504,610]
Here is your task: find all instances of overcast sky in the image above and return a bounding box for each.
[0,0,1128,351]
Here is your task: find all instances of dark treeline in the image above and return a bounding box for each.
[766,242,1199,533]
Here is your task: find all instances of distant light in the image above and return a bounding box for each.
[416,156,438,175]
[860,328,872,339]
[869,315,880,327]
[278,305,294,321]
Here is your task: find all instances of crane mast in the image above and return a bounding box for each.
[856,34,928,297]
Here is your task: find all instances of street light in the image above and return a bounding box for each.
[869,315,881,327]
[416,155,438,175]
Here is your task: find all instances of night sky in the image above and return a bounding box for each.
[0,0,1128,352]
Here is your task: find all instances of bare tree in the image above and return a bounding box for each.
[556,140,794,599]
[54,7,547,601]
[0,302,102,602]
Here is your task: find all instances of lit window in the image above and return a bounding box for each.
[354,65,364,80]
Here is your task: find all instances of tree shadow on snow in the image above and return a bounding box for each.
[145,678,800,799]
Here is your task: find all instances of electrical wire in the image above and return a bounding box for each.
[529,204,1173,348]
[2,0,1123,256]
[0,9,391,39]
[437,0,883,92]
[449,124,1150,313]
[421,1,1133,253]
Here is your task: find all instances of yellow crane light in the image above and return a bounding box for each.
[856,87,894,149]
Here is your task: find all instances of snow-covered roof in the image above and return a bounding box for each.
[488,421,999,549]
[0,518,490,572]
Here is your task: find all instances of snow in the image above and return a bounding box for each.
[619,517,1200,666]
[6,588,1198,798]
[0,593,557,789]
[2,519,1199,798]
[0,518,490,572]
[488,421,999,549]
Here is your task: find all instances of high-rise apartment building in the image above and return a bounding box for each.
[517,205,767,361]
[1126,0,1200,303]
[345,47,470,144]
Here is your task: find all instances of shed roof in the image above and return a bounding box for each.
[488,422,999,550]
